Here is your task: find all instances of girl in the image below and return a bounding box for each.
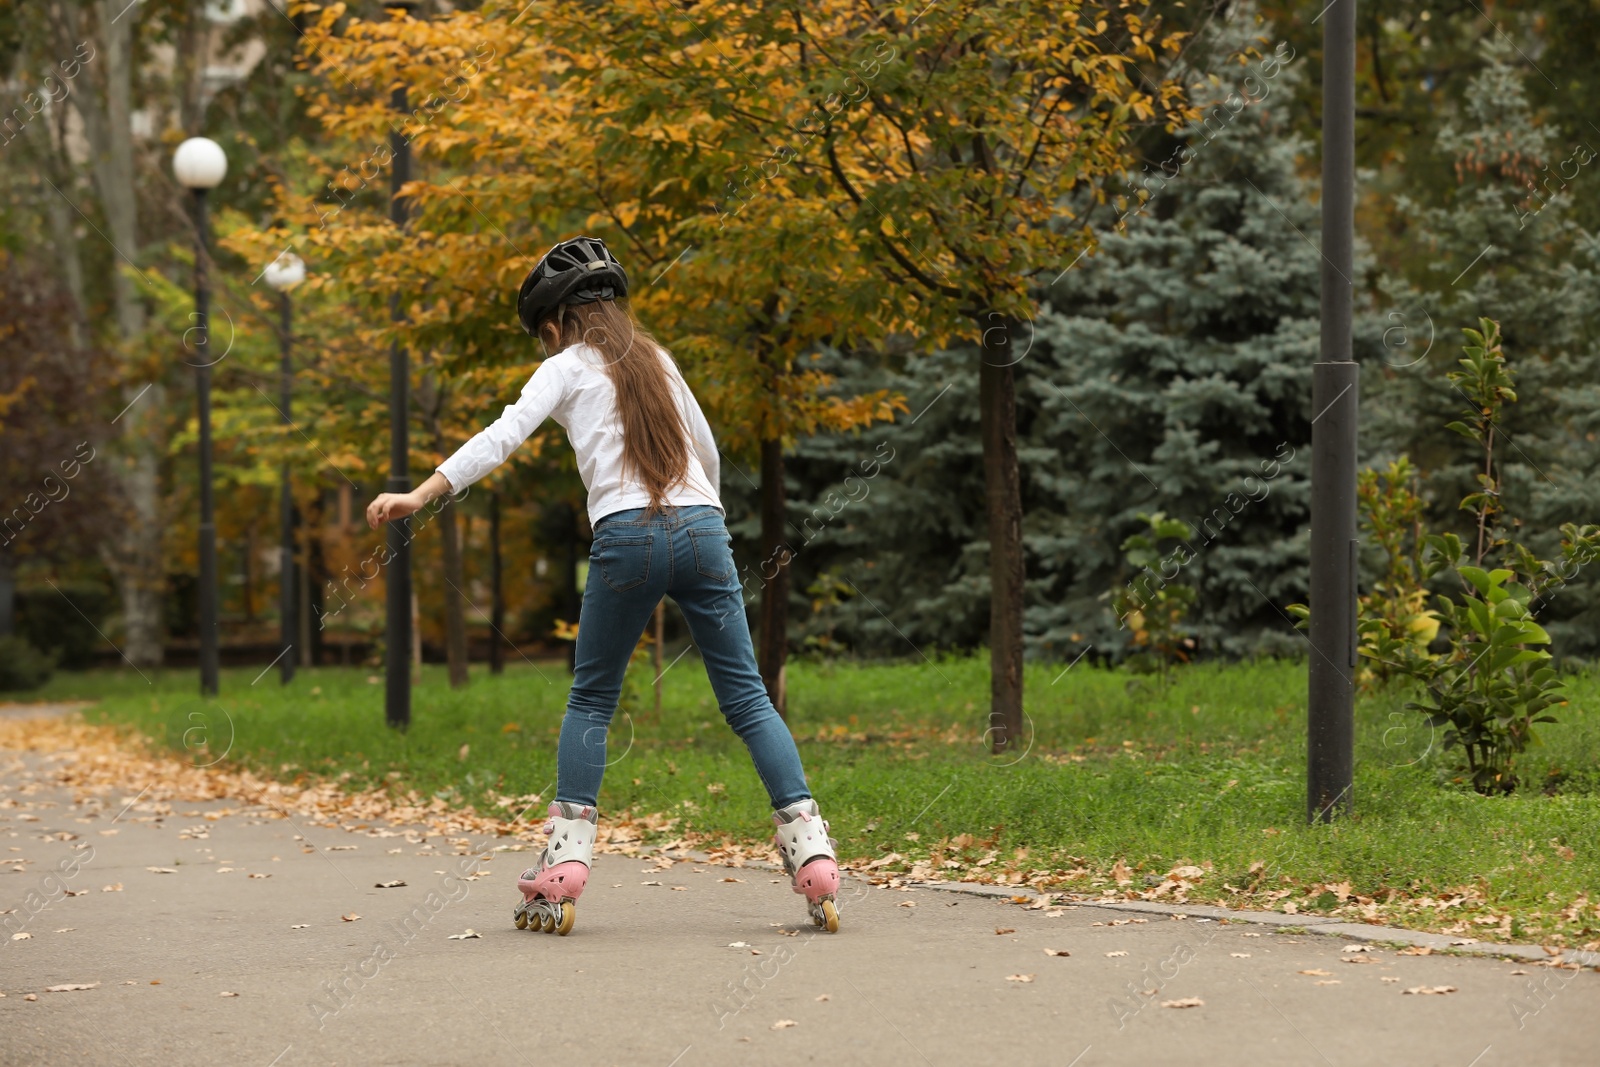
[365,236,841,935]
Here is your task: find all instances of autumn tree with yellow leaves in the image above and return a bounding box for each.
[536,1,1195,747]
[800,1,1195,749]
[237,2,904,701]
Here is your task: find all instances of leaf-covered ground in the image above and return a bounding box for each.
[19,656,1600,949]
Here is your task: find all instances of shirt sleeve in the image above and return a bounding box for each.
[436,358,567,492]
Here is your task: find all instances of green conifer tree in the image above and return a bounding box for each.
[763,9,1390,662]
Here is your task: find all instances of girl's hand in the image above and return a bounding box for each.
[366,491,424,528]
[365,473,454,528]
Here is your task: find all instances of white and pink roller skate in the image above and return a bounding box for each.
[772,799,842,932]
[513,802,597,935]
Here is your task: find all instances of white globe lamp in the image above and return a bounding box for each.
[173,136,228,189]
[263,251,307,292]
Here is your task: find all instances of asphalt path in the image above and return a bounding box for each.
[2,722,1595,1066]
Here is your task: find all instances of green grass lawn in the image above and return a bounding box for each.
[29,654,1600,946]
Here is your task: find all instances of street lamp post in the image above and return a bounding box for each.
[386,0,418,729]
[264,251,306,686]
[1309,1,1360,822]
[173,136,228,698]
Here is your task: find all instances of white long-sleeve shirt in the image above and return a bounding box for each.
[435,343,722,526]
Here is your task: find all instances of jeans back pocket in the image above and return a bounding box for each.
[687,527,734,583]
[594,535,652,592]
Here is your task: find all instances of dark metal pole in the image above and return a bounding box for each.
[278,291,296,685]
[1309,0,1359,822]
[385,78,413,730]
[194,188,221,697]
[489,491,505,676]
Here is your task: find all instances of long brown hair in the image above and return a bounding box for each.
[538,299,691,512]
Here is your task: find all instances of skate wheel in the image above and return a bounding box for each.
[537,908,555,933]
[820,898,839,933]
[554,900,576,936]
[514,908,529,930]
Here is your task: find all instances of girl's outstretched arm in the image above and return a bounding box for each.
[366,471,454,529]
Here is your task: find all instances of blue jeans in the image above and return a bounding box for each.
[556,505,811,810]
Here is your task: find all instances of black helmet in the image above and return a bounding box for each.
[517,235,630,336]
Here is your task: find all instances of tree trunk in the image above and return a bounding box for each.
[70,1,163,666]
[78,3,139,342]
[22,102,87,347]
[653,598,665,716]
[979,314,1025,752]
[488,492,504,675]
[241,526,255,623]
[757,435,789,718]
[439,495,470,688]
[308,522,326,667]
[0,548,14,638]
[112,427,166,666]
[411,591,422,673]
[297,506,312,668]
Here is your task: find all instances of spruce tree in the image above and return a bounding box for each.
[1021,17,1347,659]
[763,10,1389,662]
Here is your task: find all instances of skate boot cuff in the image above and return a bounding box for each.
[772,799,837,872]
[539,801,598,870]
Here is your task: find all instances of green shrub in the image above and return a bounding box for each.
[1112,512,1198,687]
[1360,322,1600,793]
[16,581,113,669]
[0,634,56,692]
[1355,457,1438,689]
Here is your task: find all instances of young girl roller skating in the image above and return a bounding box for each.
[365,236,842,935]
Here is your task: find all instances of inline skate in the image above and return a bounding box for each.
[772,799,841,933]
[513,802,597,935]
